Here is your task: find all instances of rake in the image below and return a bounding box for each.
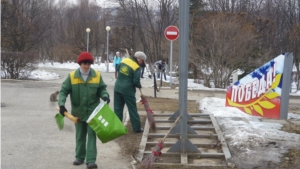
[140,115,181,168]
[139,88,156,131]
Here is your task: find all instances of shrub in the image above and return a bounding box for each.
[1,51,39,79]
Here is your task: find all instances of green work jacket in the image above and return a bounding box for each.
[58,68,109,121]
[114,57,141,96]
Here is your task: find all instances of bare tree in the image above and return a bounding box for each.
[64,1,104,54]
[117,0,178,65]
[191,13,258,88]
[1,0,52,52]
[1,0,53,78]
[109,26,141,55]
[198,0,299,90]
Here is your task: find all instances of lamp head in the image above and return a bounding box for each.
[106,26,111,32]
[86,28,91,33]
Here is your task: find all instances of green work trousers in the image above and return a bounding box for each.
[114,91,141,132]
[75,121,97,164]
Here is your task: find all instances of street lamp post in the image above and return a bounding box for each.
[86,28,91,52]
[106,26,111,72]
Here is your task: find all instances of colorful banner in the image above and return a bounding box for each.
[226,54,285,119]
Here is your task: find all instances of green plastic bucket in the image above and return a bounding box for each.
[87,102,128,143]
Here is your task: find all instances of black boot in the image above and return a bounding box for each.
[134,128,144,133]
[87,163,98,169]
[73,159,84,166]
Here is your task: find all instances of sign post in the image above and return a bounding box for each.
[167,0,201,156]
[164,25,179,87]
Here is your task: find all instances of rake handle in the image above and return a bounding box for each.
[139,88,143,95]
[126,48,130,58]
[56,107,80,124]
[163,115,181,141]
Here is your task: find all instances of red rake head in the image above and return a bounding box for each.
[146,109,154,114]
[141,141,163,168]
[141,153,156,169]
[151,141,164,156]
[140,98,147,105]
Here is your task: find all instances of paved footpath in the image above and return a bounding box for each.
[1,67,299,169]
[0,68,183,169]
[1,69,135,169]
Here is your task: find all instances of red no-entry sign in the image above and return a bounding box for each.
[164,25,179,41]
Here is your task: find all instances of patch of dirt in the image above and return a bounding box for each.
[148,166,232,169]
[160,80,179,88]
[288,106,300,114]
[136,96,200,113]
[114,115,147,156]
[281,121,300,134]
[279,149,300,169]
[282,106,300,134]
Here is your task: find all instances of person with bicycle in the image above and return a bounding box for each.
[154,59,167,81]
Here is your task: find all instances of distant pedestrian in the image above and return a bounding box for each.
[113,51,122,79]
[140,61,146,78]
[154,59,167,81]
[114,51,147,133]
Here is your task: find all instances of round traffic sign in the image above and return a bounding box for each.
[164,25,179,41]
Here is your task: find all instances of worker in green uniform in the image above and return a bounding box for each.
[58,52,110,169]
[114,51,147,133]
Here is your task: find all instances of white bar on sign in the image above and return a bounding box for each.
[167,31,177,35]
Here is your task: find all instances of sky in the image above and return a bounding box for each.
[13,61,300,167]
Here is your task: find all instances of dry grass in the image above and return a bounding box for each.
[279,149,300,168]
[279,120,300,168]
[281,121,300,134]
[137,96,200,113]
[160,80,179,88]
[114,115,146,156]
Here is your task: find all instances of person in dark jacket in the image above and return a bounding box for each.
[114,51,147,133]
[154,59,167,81]
[58,52,110,169]
[140,61,146,78]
